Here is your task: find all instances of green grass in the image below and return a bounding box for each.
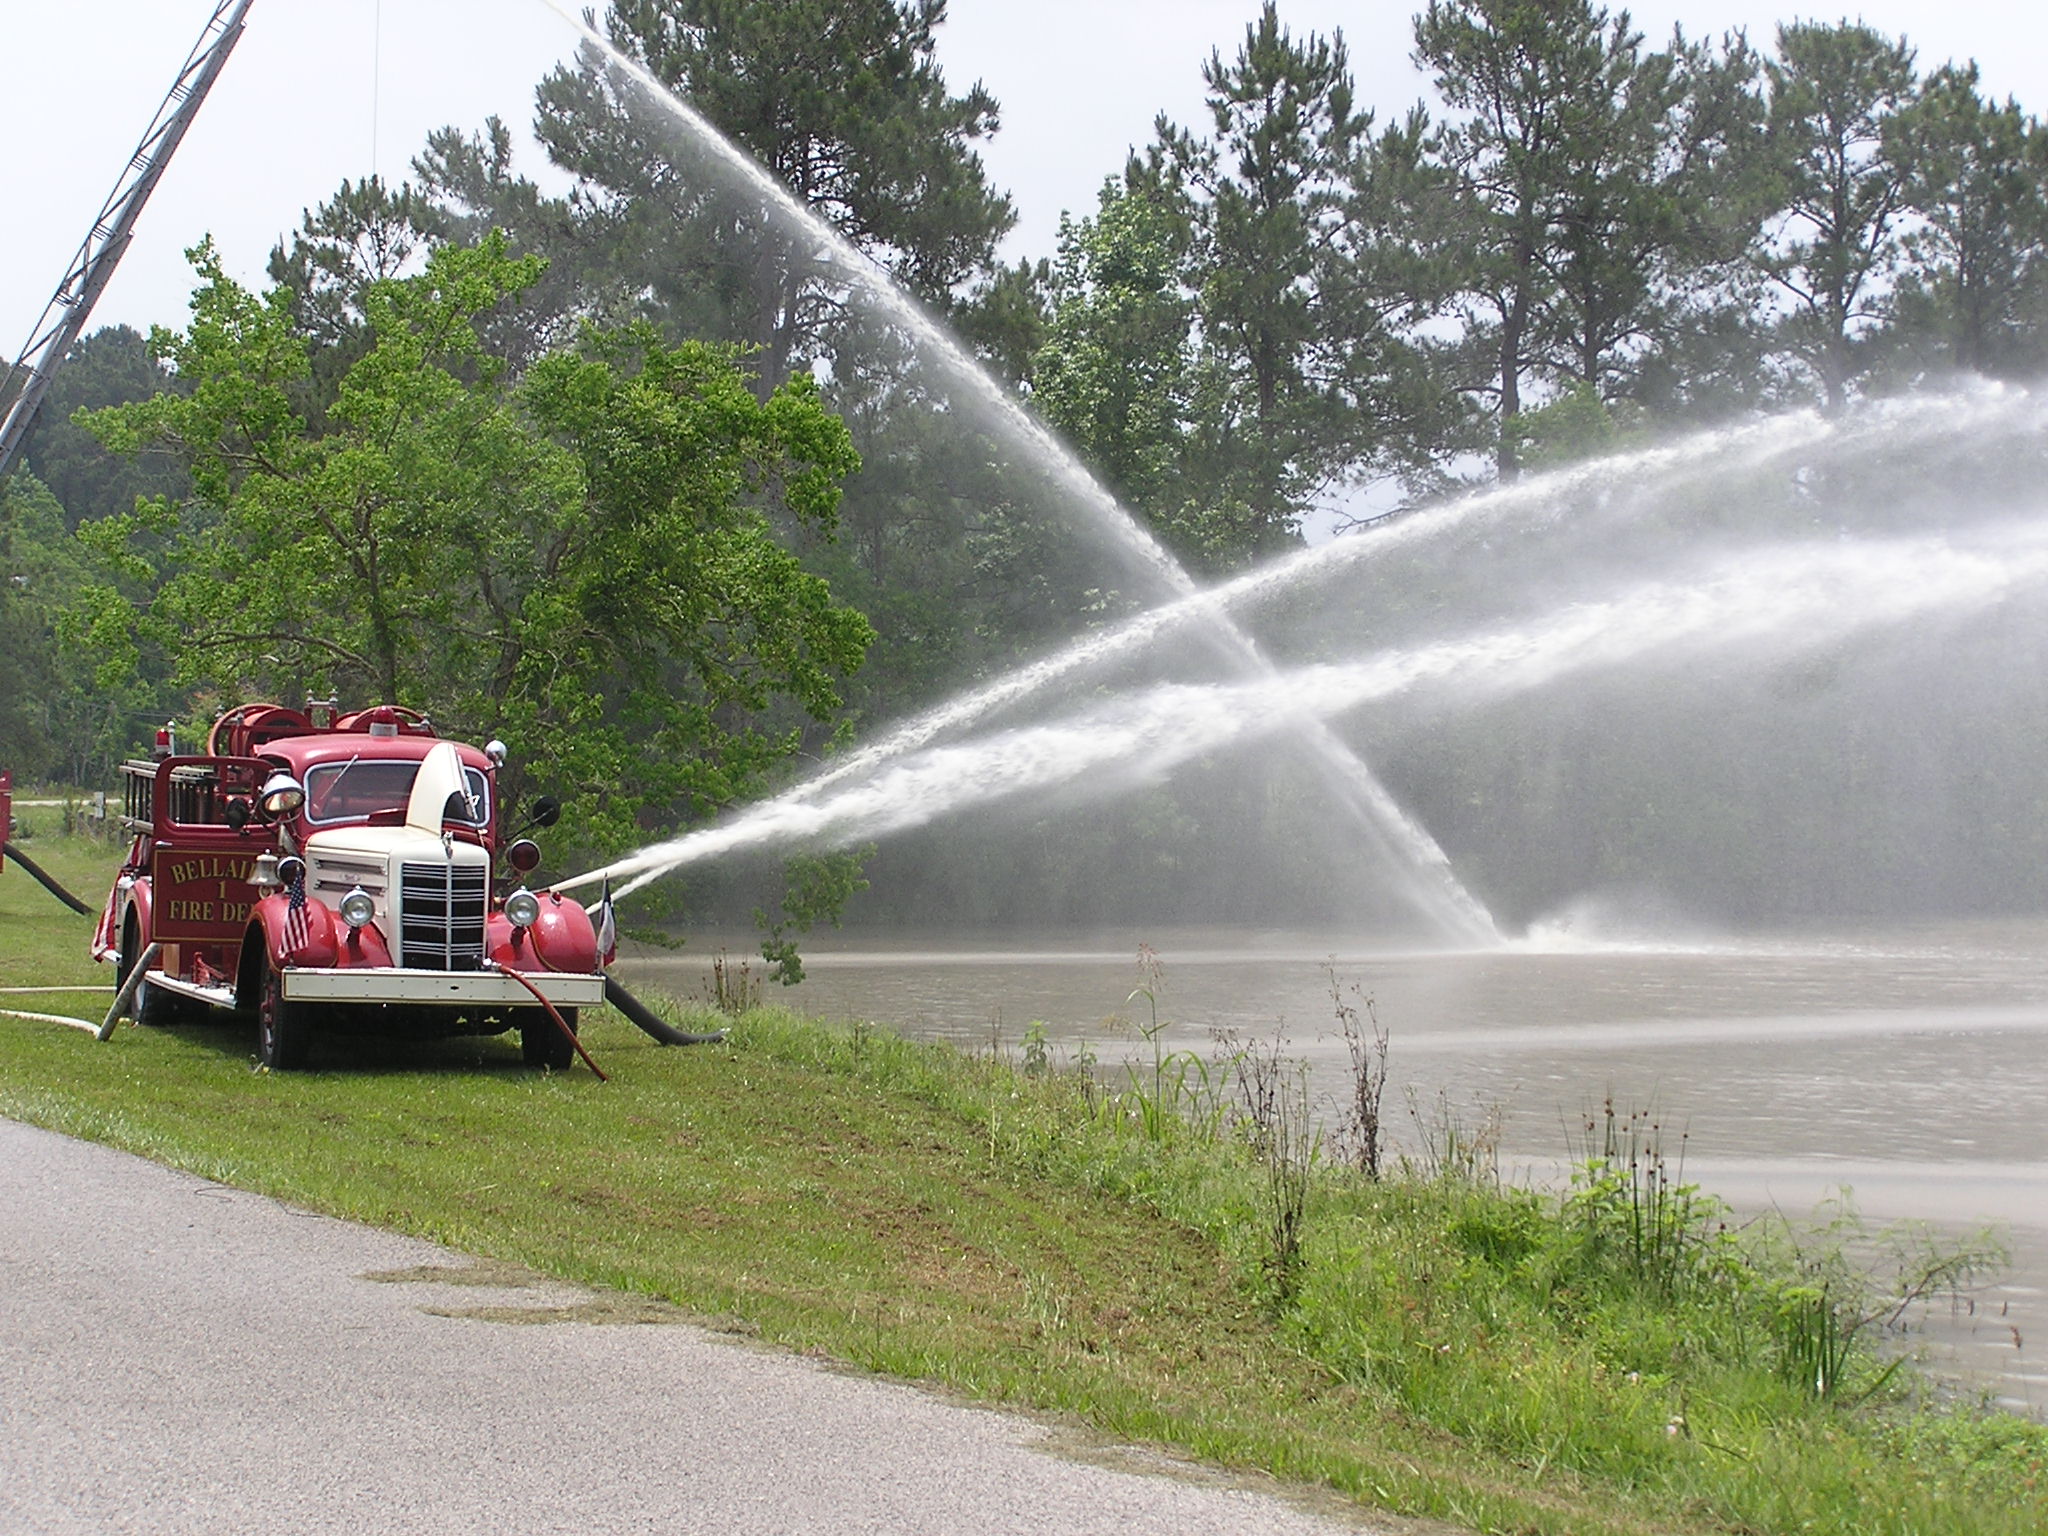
[2,830,2043,1536]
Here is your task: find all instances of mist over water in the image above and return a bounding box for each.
[560,377,2048,935]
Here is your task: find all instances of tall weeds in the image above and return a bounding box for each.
[705,951,762,1016]
[1113,945,1226,1141]
[1567,1097,1723,1294]
[1231,1026,1319,1305]
[1327,965,1388,1179]
[1764,1203,2002,1401]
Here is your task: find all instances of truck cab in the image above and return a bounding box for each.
[94,702,607,1069]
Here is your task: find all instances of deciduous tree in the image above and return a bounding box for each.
[79,235,871,856]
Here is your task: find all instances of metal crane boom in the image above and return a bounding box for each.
[0,0,255,482]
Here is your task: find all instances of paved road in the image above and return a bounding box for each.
[1,1118,1391,1535]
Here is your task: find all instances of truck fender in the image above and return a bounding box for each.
[93,874,137,965]
[100,876,152,967]
[488,890,600,974]
[251,891,340,971]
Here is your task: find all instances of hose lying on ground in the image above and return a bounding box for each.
[3,845,93,916]
[0,1007,100,1033]
[605,975,728,1046]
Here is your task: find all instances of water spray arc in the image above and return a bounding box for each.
[561,513,2048,901]
[530,0,1495,942]
[753,409,1843,807]
[594,385,2021,903]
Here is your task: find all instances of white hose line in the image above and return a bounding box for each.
[0,1007,101,1033]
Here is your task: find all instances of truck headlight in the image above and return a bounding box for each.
[338,887,376,929]
[258,772,305,818]
[505,888,541,930]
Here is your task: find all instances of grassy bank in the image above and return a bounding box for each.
[2,829,2042,1535]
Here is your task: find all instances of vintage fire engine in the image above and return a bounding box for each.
[92,701,610,1070]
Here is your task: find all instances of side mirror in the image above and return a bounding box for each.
[527,796,562,830]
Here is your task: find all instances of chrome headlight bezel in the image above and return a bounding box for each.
[504,887,542,930]
[338,887,376,930]
[258,771,306,819]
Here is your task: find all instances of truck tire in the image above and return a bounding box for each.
[520,1007,578,1070]
[258,964,310,1070]
[120,918,184,1028]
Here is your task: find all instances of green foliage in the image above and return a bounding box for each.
[15,325,190,534]
[607,0,1013,303]
[525,0,1013,384]
[424,1,1079,729]
[1019,1019,1051,1076]
[951,255,1050,391]
[0,472,174,782]
[1115,3,1450,566]
[1160,2,1375,556]
[1415,0,1771,473]
[754,845,872,984]
[1506,383,1630,470]
[78,236,871,862]
[265,175,450,416]
[1033,180,1196,538]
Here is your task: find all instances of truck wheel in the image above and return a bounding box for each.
[258,964,310,1070]
[119,919,183,1027]
[520,1007,578,1070]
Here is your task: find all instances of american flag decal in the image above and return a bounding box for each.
[283,863,310,954]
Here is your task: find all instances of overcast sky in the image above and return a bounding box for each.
[5,0,2047,361]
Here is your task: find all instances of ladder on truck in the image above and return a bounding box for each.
[0,0,255,482]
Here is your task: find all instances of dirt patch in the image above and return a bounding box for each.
[361,1257,727,1328]
[358,1259,550,1288]
[425,1296,693,1326]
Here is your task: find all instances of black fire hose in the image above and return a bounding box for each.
[605,975,728,1046]
[4,844,93,916]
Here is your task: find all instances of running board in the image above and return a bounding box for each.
[146,971,239,1011]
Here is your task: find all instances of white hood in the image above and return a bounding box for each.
[405,741,475,834]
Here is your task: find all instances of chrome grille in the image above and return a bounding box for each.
[398,861,486,970]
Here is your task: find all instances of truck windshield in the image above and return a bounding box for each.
[302,759,490,827]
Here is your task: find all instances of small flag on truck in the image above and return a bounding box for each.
[595,877,616,963]
[284,862,310,953]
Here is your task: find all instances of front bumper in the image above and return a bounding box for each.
[281,967,605,1009]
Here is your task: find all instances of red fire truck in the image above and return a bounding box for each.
[93,702,610,1070]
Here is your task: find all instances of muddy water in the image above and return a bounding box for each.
[620,920,2047,1414]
